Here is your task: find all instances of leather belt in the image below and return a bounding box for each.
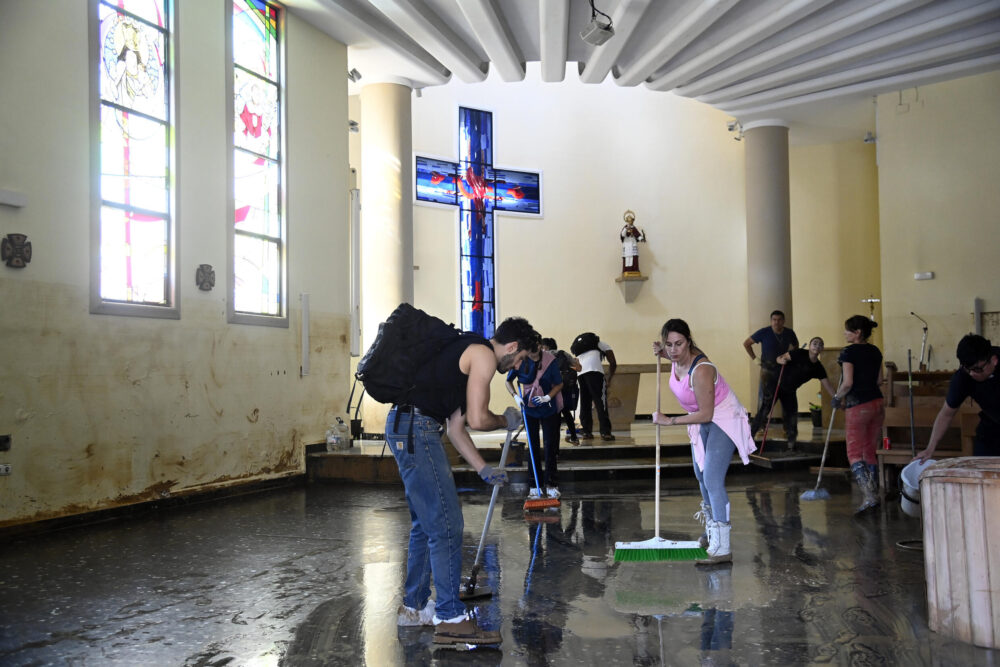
[393,404,441,423]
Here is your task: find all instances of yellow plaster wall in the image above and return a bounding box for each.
[410,65,749,416]
[0,0,352,526]
[876,72,1000,371]
[789,141,881,404]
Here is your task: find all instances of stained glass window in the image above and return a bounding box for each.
[230,0,285,324]
[93,0,175,315]
[414,108,541,338]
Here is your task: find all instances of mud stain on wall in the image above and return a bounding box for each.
[1,281,351,526]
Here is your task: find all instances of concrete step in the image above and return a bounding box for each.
[307,417,848,485]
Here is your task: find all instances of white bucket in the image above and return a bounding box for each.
[900,459,936,518]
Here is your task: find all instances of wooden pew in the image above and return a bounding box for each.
[876,362,976,498]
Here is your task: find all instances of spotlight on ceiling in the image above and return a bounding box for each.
[727,119,743,141]
[347,68,361,83]
[580,1,614,46]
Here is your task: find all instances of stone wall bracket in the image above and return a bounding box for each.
[615,274,647,303]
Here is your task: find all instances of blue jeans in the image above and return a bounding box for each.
[386,407,465,620]
[693,423,737,523]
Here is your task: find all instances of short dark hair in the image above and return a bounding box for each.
[540,337,558,350]
[845,315,877,340]
[494,317,540,352]
[770,310,785,319]
[956,334,993,368]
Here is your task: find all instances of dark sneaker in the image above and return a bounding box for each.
[433,618,502,646]
[600,433,616,441]
[579,432,594,440]
[565,435,579,444]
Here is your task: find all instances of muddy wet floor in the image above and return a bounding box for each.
[0,473,996,665]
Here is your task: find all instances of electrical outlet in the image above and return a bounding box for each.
[0,464,10,476]
[0,434,10,451]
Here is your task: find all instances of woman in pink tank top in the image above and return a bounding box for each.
[651,319,756,566]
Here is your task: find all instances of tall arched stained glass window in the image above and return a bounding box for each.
[91,0,177,318]
[228,0,286,327]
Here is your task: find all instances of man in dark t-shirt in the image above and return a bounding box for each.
[916,335,1000,461]
[743,310,799,437]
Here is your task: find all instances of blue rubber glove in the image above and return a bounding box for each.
[530,395,551,407]
[479,465,507,486]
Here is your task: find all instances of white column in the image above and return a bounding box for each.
[743,120,792,408]
[744,120,793,327]
[359,81,413,431]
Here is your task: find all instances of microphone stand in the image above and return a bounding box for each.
[911,312,929,371]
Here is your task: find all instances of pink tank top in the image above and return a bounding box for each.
[668,355,731,412]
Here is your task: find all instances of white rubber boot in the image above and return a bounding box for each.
[696,520,732,566]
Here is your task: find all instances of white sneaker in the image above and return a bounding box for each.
[546,487,561,499]
[527,487,543,500]
[397,600,435,626]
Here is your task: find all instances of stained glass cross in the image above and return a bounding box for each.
[415,107,541,338]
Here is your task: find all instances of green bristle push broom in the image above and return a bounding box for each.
[614,354,708,562]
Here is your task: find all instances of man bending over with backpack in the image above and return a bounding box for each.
[390,315,540,647]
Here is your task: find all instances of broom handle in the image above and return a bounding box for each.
[907,349,916,456]
[655,354,661,539]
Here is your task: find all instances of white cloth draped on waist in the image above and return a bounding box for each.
[685,390,757,471]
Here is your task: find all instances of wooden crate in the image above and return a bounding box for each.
[922,458,1000,648]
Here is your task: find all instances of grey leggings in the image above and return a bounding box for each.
[692,422,736,523]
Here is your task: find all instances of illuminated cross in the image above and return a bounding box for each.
[415,107,541,338]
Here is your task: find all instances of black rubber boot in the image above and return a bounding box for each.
[851,462,879,514]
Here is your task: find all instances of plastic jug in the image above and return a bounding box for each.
[326,418,351,451]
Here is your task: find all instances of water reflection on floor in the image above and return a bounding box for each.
[0,473,996,666]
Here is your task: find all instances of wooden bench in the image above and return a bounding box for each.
[876,363,977,498]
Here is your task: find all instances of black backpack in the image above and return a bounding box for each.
[353,303,463,406]
[571,332,602,357]
[554,350,578,389]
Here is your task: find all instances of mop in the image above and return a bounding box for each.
[614,355,708,561]
[461,429,514,600]
[519,386,561,512]
[749,364,785,468]
[800,406,835,501]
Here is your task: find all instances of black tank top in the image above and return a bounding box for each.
[409,334,491,422]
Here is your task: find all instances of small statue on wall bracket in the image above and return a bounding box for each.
[196,264,216,291]
[1,233,32,268]
[620,210,646,276]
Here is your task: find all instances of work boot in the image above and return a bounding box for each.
[546,487,561,499]
[579,432,594,441]
[433,615,501,646]
[601,433,616,441]
[397,600,435,626]
[527,487,543,500]
[693,501,712,549]
[696,520,732,566]
[851,462,880,514]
